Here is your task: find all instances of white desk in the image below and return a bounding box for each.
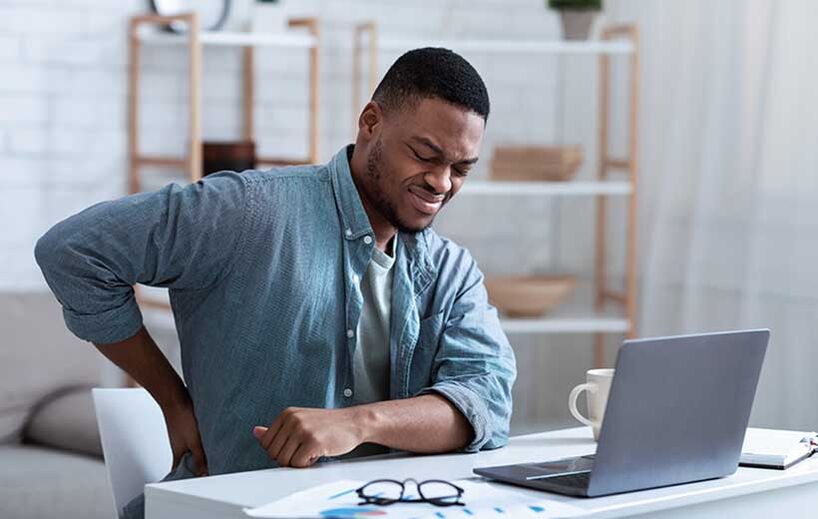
[145,427,818,518]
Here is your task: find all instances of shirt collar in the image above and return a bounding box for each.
[329,145,374,241]
[328,145,437,284]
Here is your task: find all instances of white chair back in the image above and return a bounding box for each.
[92,388,172,517]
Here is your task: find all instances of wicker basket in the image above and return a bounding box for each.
[483,275,577,317]
[491,145,583,182]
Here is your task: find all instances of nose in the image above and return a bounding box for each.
[423,166,452,195]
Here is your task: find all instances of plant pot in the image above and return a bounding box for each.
[559,10,596,40]
[251,1,288,33]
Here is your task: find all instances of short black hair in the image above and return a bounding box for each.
[372,47,490,122]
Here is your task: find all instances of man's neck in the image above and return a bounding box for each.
[348,145,398,253]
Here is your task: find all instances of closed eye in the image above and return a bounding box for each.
[409,143,473,176]
[411,148,433,162]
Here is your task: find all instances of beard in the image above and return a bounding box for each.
[365,137,437,234]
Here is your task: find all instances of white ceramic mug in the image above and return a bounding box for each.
[568,368,615,441]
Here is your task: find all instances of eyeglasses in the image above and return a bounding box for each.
[356,478,465,507]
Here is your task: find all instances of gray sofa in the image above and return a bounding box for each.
[0,292,116,519]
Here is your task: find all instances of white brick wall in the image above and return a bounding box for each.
[2,0,618,431]
[1,0,612,291]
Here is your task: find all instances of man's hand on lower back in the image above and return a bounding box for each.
[253,406,370,468]
[163,396,209,477]
[91,326,210,477]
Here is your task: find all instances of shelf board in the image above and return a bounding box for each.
[372,38,634,55]
[138,32,632,54]
[501,316,629,334]
[138,30,317,48]
[460,180,632,196]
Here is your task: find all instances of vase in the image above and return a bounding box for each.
[251,1,288,33]
[559,10,596,40]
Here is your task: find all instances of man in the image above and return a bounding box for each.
[35,47,516,518]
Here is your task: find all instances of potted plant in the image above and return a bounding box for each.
[548,0,602,40]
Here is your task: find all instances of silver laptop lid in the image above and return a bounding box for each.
[587,329,769,497]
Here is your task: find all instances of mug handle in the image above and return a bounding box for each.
[569,383,598,427]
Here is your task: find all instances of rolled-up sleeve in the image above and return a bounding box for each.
[416,254,517,453]
[34,171,250,345]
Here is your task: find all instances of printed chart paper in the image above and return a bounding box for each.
[243,478,585,518]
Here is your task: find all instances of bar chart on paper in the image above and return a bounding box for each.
[243,479,584,518]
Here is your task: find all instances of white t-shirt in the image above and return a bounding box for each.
[342,238,395,459]
[352,240,395,405]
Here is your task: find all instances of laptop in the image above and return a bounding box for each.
[474,329,769,497]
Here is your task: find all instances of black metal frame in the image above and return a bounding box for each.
[356,478,465,507]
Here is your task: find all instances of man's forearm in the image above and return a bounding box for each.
[94,325,189,411]
[355,394,474,453]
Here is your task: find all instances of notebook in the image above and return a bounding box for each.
[740,428,818,470]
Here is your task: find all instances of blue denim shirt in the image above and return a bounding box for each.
[35,146,516,515]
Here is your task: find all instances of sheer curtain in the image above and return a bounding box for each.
[607,0,818,429]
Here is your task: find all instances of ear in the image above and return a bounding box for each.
[357,101,384,141]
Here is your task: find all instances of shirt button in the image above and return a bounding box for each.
[345,228,352,237]
[363,235,373,245]
[343,388,353,398]
[346,329,354,338]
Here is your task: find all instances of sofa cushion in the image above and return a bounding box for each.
[24,386,103,459]
[0,444,114,519]
[0,292,103,444]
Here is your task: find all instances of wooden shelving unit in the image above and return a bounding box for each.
[353,24,640,367]
[126,12,321,311]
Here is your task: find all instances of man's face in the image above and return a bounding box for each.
[359,97,485,234]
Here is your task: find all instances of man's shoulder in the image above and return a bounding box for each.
[198,164,335,226]
[238,163,331,187]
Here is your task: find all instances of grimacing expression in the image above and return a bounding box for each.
[363,97,485,233]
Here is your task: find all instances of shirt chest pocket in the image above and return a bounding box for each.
[405,310,446,395]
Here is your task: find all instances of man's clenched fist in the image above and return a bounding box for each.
[253,406,369,468]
